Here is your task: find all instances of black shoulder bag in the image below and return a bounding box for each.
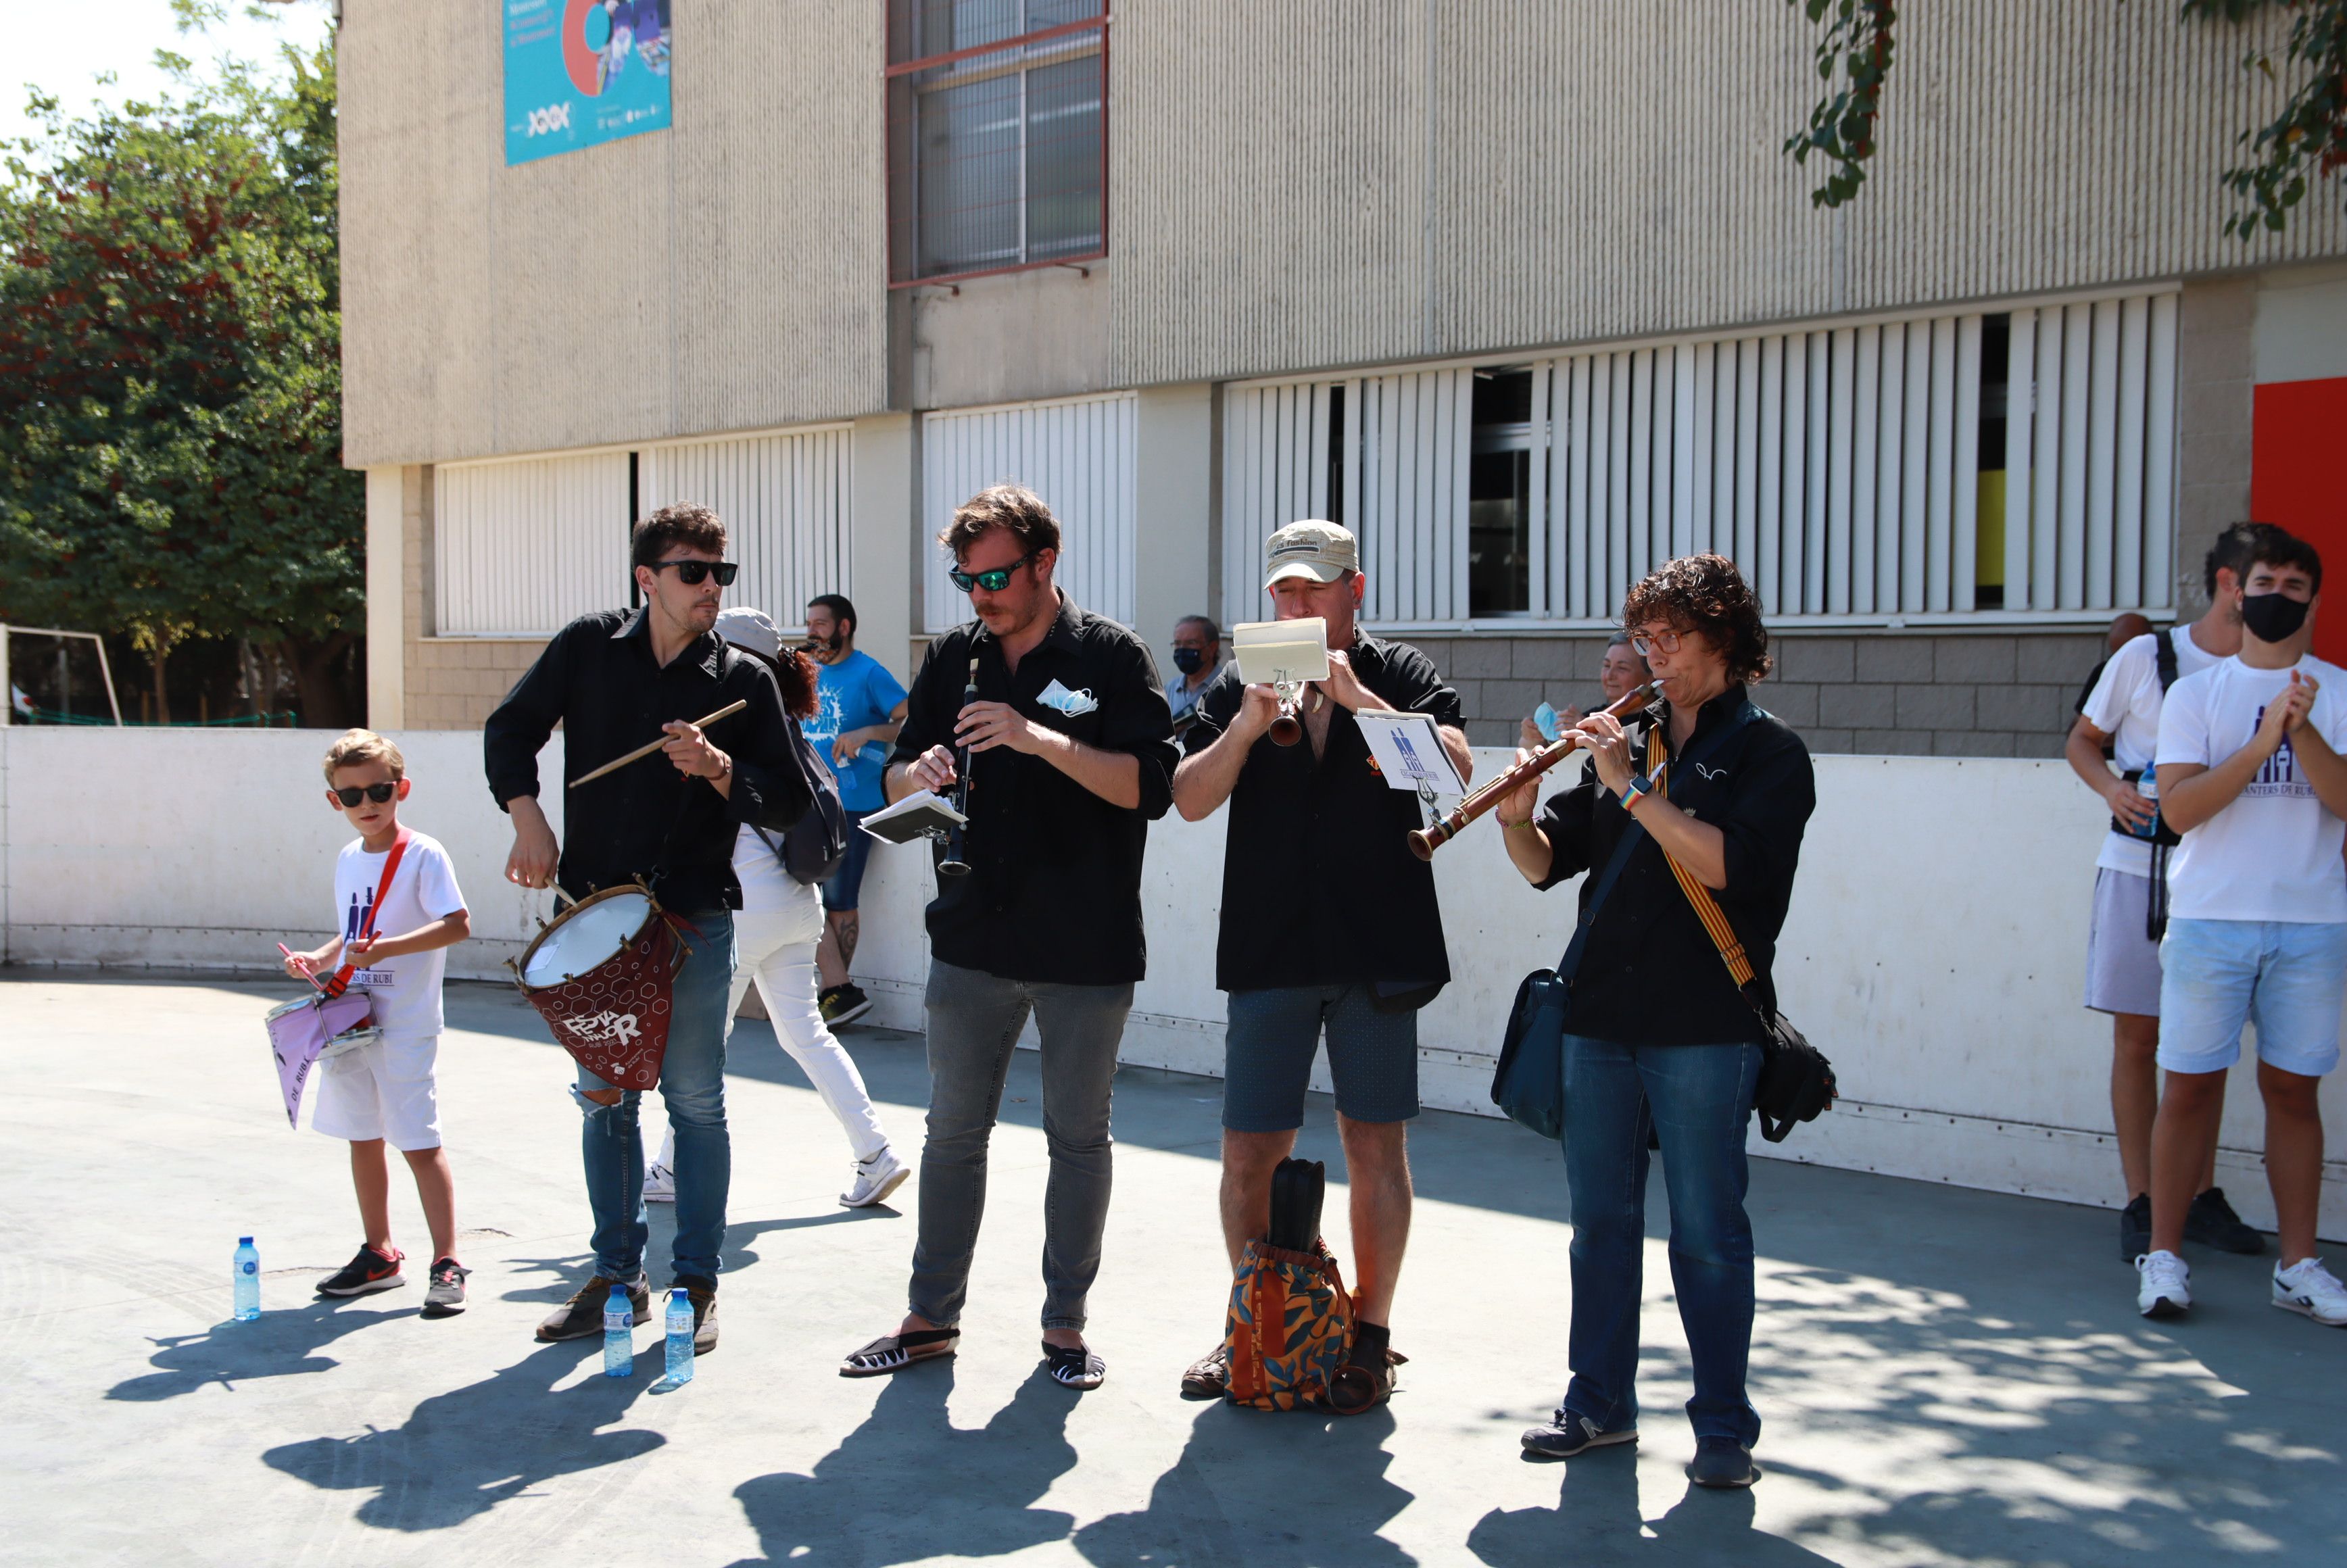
[1647,718,1836,1143]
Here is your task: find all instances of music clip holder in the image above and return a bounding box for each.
[858,789,969,848]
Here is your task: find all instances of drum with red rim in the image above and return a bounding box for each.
[512,884,680,1092]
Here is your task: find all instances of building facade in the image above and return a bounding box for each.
[343,1,2347,749]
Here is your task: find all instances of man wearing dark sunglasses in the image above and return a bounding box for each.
[484,501,815,1357]
[837,483,1178,1392]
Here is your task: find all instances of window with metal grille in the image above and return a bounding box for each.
[887,1,1107,287]
[642,426,855,634]
[1221,289,2181,629]
[921,391,1138,631]
[435,451,632,637]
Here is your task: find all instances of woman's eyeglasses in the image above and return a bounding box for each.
[948,550,1040,595]
[1629,627,1684,658]
[331,783,397,807]
[650,559,740,587]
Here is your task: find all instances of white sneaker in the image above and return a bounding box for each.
[840,1147,911,1208]
[2136,1250,2191,1319]
[2273,1256,2347,1326]
[643,1161,677,1204]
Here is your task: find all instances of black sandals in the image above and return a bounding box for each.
[1041,1340,1106,1390]
[838,1327,959,1377]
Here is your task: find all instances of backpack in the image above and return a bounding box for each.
[755,714,849,885]
[1222,1158,1355,1410]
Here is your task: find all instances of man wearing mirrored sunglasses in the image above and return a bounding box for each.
[837,483,1177,1392]
[484,501,814,1356]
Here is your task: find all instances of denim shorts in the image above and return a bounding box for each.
[2156,917,2347,1077]
[819,810,875,913]
[1222,985,1419,1132]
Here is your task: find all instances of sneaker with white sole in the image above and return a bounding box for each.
[841,1146,911,1208]
[316,1244,406,1298]
[2272,1256,2347,1327]
[422,1258,470,1317]
[2136,1249,2191,1319]
[643,1160,676,1204]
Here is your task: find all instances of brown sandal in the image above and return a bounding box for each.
[1180,1344,1231,1400]
[1329,1345,1406,1415]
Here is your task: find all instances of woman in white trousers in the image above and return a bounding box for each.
[646,610,909,1209]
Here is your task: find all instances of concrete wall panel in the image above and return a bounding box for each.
[1108,1,2347,387]
[340,0,888,467]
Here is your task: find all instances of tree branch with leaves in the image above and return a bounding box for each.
[1785,0,2347,239]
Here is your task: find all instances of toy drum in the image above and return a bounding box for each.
[512,885,681,1092]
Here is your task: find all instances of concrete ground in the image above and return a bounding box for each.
[5,972,2342,1567]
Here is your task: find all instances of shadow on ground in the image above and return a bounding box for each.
[260,1340,663,1531]
[728,1363,1077,1565]
[108,1297,413,1402]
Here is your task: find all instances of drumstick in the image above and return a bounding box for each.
[568,700,748,787]
[278,942,324,991]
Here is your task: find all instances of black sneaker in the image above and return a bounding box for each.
[820,984,875,1029]
[675,1276,719,1356]
[422,1258,470,1317]
[2185,1187,2266,1255]
[2118,1193,2152,1262]
[1520,1409,1638,1459]
[535,1273,650,1342]
[1687,1437,1760,1488]
[316,1244,406,1297]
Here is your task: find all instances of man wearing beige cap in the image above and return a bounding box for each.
[1171,519,1472,1412]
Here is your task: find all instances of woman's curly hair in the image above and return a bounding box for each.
[1620,553,1772,685]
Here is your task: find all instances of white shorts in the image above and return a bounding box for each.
[312,1032,443,1150]
[2083,867,2164,1017]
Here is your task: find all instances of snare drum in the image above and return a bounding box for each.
[512,884,682,1092]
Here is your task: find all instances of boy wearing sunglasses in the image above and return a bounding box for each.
[281,729,473,1314]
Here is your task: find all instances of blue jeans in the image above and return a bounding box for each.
[1560,1033,1764,1447]
[573,908,735,1284]
[909,959,1130,1331]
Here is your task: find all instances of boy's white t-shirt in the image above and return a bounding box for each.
[334,829,467,1037]
[2155,654,2347,924]
[2081,624,2222,877]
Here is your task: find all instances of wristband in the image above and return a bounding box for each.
[1618,773,1657,810]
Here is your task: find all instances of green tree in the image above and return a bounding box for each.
[1787,0,2347,239]
[0,22,360,724]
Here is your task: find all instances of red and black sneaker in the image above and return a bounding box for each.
[316,1244,406,1297]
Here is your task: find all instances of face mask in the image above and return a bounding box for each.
[1171,647,1205,675]
[2242,591,2311,644]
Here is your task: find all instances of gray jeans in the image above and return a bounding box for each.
[909,958,1132,1331]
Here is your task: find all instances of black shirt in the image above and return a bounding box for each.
[483,608,813,914]
[1532,685,1815,1046]
[1183,634,1461,994]
[892,595,1178,985]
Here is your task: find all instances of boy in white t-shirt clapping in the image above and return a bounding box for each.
[282,731,473,1315]
[2137,532,2347,1327]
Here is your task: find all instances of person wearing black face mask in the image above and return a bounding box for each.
[2135,530,2347,1331]
[1167,615,1224,734]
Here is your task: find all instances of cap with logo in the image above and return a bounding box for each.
[1263,520,1359,588]
[713,606,783,660]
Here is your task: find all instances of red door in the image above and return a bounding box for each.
[2252,376,2347,665]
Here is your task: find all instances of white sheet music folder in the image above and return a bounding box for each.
[1231,618,1330,686]
[858,789,967,845]
[1353,709,1467,798]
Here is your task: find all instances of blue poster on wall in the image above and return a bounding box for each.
[504,0,671,166]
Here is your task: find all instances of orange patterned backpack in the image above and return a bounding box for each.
[1223,1158,1355,1410]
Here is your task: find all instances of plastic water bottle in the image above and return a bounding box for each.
[663,1288,695,1386]
[602,1283,633,1377]
[2134,768,2162,840]
[232,1238,261,1321]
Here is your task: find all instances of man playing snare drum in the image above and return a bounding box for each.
[484,502,813,1356]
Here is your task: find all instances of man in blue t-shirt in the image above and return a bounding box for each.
[803,593,910,1026]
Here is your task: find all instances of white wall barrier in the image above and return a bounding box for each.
[3,729,2339,1238]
